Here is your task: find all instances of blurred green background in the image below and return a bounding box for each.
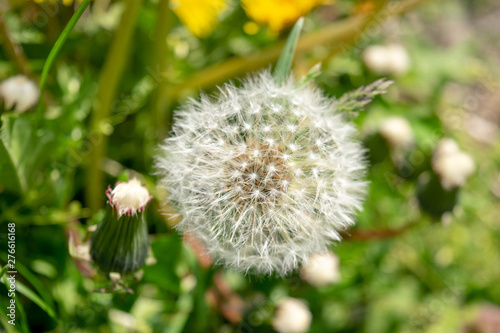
[1,0,500,332]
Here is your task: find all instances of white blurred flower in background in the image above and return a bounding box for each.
[301,251,341,287]
[0,75,39,113]
[432,138,476,190]
[272,297,312,333]
[362,44,410,76]
[379,116,414,149]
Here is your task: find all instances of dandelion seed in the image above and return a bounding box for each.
[156,71,377,275]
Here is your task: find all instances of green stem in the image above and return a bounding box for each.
[151,0,173,140]
[85,0,144,213]
[36,0,91,122]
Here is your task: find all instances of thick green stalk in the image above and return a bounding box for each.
[86,0,144,213]
[150,0,173,140]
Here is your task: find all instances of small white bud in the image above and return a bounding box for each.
[362,44,410,75]
[0,75,40,113]
[272,298,312,333]
[108,178,152,217]
[379,116,414,149]
[301,252,340,287]
[385,44,410,75]
[362,45,387,74]
[432,139,475,190]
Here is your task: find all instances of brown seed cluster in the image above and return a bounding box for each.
[225,140,292,211]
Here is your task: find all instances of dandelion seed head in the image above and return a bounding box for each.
[156,71,368,275]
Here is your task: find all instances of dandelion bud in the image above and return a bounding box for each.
[90,179,152,275]
[0,75,39,113]
[362,44,410,76]
[418,139,475,217]
[432,139,475,190]
[272,297,312,333]
[379,117,414,149]
[300,252,340,287]
[156,71,375,275]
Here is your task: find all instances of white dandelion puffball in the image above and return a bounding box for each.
[272,297,312,333]
[300,252,340,287]
[107,178,152,217]
[156,71,368,275]
[0,75,39,113]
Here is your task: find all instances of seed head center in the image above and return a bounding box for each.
[227,141,292,208]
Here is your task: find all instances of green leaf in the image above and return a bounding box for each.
[143,235,182,293]
[0,139,22,194]
[0,115,54,195]
[36,0,91,121]
[273,17,304,84]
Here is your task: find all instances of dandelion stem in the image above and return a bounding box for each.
[345,222,418,241]
[0,6,32,77]
[151,0,174,140]
[86,0,144,213]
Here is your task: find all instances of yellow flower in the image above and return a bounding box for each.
[242,0,325,32]
[171,0,226,38]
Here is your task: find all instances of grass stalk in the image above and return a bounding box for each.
[85,0,144,213]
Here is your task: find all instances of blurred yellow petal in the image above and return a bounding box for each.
[243,21,260,35]
[171,0,226,37]
[242,0,326,32]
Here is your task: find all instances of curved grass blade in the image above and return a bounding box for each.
[273,17,304,84]
[1,275,29,333]
[0,254,54,309]
[36,0,91,122]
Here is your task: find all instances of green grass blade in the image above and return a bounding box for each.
[0,304,19,333]
[0,254,54,309]
[1,275,29,333]
[36,0,91,121]
[273,17,304,84]
[15,279,57,320]
[0,265,8,279]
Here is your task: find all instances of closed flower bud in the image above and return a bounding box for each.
[300,252,340,287]
[0,75,39,113]
[156,71,374,275]
[272,297,312,333]
[362,44,410,76]
[418,139,475,217]
[90,179,152,276]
